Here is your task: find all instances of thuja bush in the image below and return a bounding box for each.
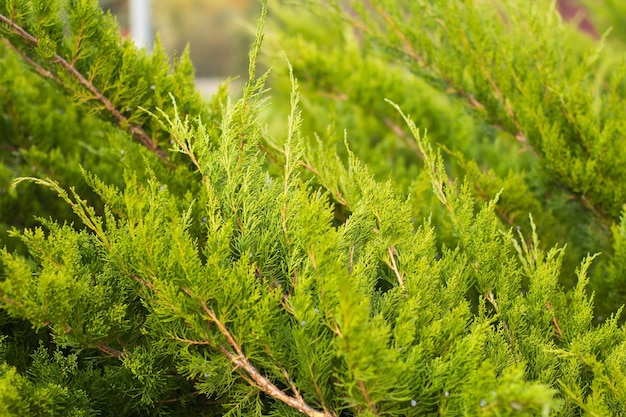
[1,0,626,416]
[264,0,626,314]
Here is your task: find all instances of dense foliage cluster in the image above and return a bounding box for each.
[1,0,626,416]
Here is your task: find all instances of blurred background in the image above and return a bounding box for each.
[98,0,258,94]
[96,0,604,94]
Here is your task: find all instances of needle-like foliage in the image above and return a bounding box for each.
[1,0,626,416]
[264,0,626,315]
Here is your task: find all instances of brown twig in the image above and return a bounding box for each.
[480,69,538,157]
[158,390,202,404]
[95,342,124,358]
[0,36,61,83]
[485,292,515,347]
[349,246,355,275]
[546,301,563,339]
[132,274,159,294]
[375,6,424,67]
[358,380,378,415]
[172,336,212,345]
[300,160,321,177]
[283,369,304,403]
[312,378,331,416]
[387,246,404,287]
[382,117,424,160]
[0,13,169,162]
[191,298,330,417]
[0,295,23,307]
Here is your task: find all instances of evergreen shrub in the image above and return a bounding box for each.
[1,0,626,415]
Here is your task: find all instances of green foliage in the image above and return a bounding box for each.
[263,0,626,308]
[2,0,626,416]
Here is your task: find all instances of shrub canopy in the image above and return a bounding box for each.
[1,0,626,416]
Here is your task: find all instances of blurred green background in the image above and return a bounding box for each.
[98,0,258,79]
[96,0,621,98]
[97,1,608,80]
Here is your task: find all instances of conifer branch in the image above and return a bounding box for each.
[0,295,23,307]
[0,13,37,43]
[349,245,355,274]
[358,380,378,415]
[382,118,424,160]
[471,180,516,227]
[132,274,160,296]
[299,160,350,208]
[172,336,212,345]
[387,246,404,287]
[486,292,516,348]
[374,6,424,67]
[299,160,320,177]
[343,5,540,157]
[556,380,597,415]
[311,378,332,416]
[0,36,61,83]
[158,390,202,405]
[369,7,486,115]
[546,301,563,339]
[187,297,329,417]
[0,13,169,163]
[430,16,537,154]
[258,138,351,209]
[169,122,204,175]
[95,342,124,358]
[479,68,537,157]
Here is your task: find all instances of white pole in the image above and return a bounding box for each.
[129,0,152,50]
